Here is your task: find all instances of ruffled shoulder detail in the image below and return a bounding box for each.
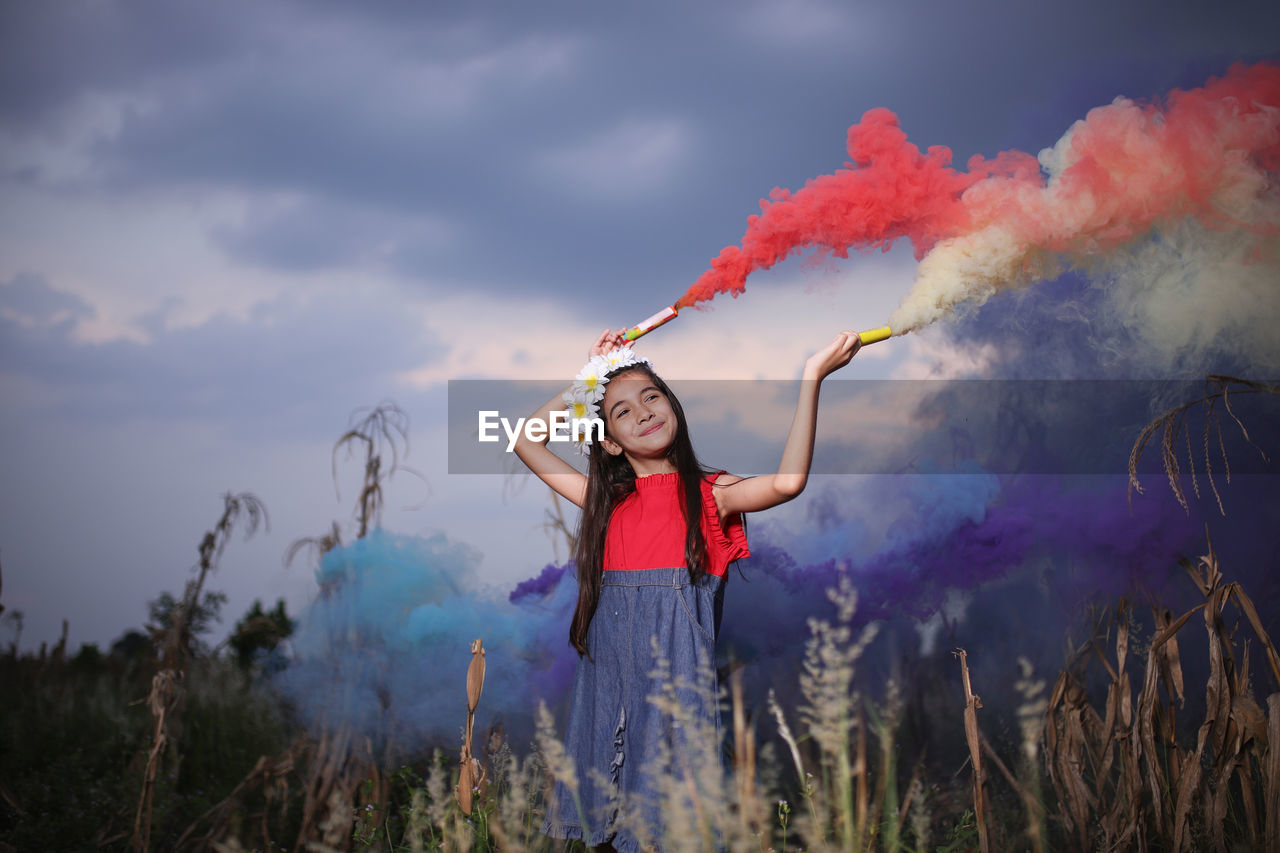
[702,471,750,567]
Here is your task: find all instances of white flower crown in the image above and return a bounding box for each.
[562,345,652,456]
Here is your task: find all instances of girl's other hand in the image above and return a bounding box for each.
[803,330,861,380]
[588,328,626,358]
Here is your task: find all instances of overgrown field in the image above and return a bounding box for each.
[4,386,1276,852]
[2,534,1277,852]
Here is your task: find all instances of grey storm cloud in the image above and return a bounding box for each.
[0,1,246,126]
[0,271,93,324]
[3,0,1280,660]
[7,0,1279,313]
[210,199,461,274]
[0,273,444,439]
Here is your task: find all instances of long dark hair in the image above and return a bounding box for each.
[569,363,709,656]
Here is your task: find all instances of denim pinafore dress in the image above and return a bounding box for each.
[544,472,749,852]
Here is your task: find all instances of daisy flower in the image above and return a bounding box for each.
[601,346,647,372]
[561,390,600,422]
[572,356,610,398]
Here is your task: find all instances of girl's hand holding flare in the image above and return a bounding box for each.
[587,327,626,359]
[805,329,862,381]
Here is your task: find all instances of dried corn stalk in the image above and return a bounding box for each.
[132,669,182,852]
[457,638,487,815]
[955,648,990,853]
[1128,375,1276,514]
[1044,537,1278,851]
[293,724,375,853]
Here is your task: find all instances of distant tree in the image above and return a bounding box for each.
[147,589,228,658]
[228,597,295,670]
[110,629,152,662]
[1,609,22,655]
[70,642,104,672]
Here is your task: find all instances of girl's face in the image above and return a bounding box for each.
[598,370,677,463]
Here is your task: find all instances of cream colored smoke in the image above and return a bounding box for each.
[887,225,1058,333]
[1098,220,1280,373]
[887,93,1280,372]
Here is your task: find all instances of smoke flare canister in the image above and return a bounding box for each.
[622,305,679,342]
[858,326,892,345]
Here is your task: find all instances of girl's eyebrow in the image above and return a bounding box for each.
[608,385,661,418]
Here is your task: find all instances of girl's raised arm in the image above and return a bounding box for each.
[512,388,589,507]
[512,329,625,508]
[714,330,861,516]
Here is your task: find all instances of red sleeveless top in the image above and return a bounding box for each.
[602,471,750,577]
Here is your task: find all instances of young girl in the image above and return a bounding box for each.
[514,328,861,851]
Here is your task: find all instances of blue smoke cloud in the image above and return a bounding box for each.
[272,464,1265,753]
[274,529,571,747]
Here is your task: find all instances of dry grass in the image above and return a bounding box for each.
[176,741,300,851]
[173,536,1278,852]
[331,402,417,539]
[539,492,578,564]
[1042,534,1279,851]
[328,577,932,853]
[132,492,267,853]
[15,390,1277,852]
[10,540,1278,852]
[456,639,487,817]
[284,405,417,852]
[954,649,989,853]
[1128,375,1277,514]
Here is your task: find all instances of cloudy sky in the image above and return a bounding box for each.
[2,0,1278,652]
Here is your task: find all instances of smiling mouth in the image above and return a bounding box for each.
[639,421,664,437]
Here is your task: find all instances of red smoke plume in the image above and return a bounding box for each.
[677,62,1280,335]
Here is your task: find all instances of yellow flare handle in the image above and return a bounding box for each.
[857,326,892,345]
